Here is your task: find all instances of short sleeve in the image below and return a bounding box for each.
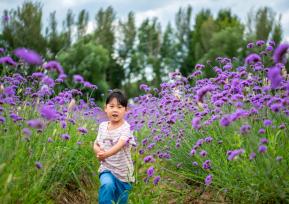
[94,122,103,144]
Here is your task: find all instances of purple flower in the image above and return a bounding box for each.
[43,60,64,74]
[27,119,44,130]
[197,85,214,102]
[0,116,6,124]
[269,40,275,47]
[205,174,212,186]
[270,103,282,112]
[0,48,4,54]
[61,133,70,140]
[146,166,154,177]
[35,161,43,169]
[22,128,32,136]
[258,145,267,153]
[258,128,265,134]
[240,124,251,134]
[192,161,198,166]
[195,64,205,70]
[267,66,283,89]
[73,75,84,83]
[276,156,283,161]
[192,117,201,130]
[14,48,42,65]
[260,138,268,144]
[247,42,254,48]
[48,137,53,143]
[0,56,17,66]
[245,53,261,64]
[273,43,289,64]
[202,160,211,170]
[256,40,265,46]
[139,84,150,92]
[78,127,88,134]
[220,115,231,127]
[279,124,285,129]
[249,152,256,160]
[153,176,160,185]
[144,155,155,163]
[40,105,58,121]
[60,120,67,129]
[205,136,213,143]
[32,72,45,79]
[200,150,208,157]
[263,119,272,127]
[190,149,196,156]
[266,46,273,52]
[227,149,245,160]
[42,76,55,88]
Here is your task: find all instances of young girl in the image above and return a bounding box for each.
[93,89,135,204]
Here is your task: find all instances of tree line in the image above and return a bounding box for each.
[0,1,284,98]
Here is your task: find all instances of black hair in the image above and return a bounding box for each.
[105,89,128,107]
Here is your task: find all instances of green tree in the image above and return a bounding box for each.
[77,9,89,39]
[160,22,178,80]
[1,1,46,54]
[94,6,124,89]
[271,14,283,45]
[57,37,110,94]
[136,18,162,86]
[118,11,137,84]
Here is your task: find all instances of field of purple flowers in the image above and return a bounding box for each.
[0,41,289,203]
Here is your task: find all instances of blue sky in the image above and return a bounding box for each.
[0,0,288,41]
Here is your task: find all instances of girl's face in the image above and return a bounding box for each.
[104,97,127,123]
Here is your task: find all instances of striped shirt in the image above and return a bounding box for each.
[94,120,135,183]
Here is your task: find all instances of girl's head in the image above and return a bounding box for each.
[104,89,128,123]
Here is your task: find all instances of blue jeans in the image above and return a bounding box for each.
[98,171,132,204]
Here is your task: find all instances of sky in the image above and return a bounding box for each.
[0,0,288,41]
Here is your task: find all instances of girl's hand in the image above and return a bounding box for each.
[97,151,107,161]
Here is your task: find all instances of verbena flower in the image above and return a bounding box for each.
[61,133,70,140]
[202,160,211,170]
[273,43,289,64]
[144,155,155,163]
[205,174,212,186]
[35,161,43,169]
[227,149,244,160]
[73,75,84,83]
[78,127,88,134]
[256,40,265,46]
[153,176,160,185]
[220,115,231,127]
[267,66,283,89]
[200,150,208,157]
[249,152,256,160]
[146,166,154,177]
[14,48,42,65]
[22,128,32,136]
[27,119,44,130]
[245,53,261,64]
[258,145,267,153]
[0,56,17,66]
[263,119,272,127]
[40,105,58,121]
[192,161,198,166]
[260,138,269,144]
[276,156,283,161]
[43,60,64,74]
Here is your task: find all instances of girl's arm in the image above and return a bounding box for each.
[97,139,126,160]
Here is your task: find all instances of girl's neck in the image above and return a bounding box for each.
[108,119,125,128]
